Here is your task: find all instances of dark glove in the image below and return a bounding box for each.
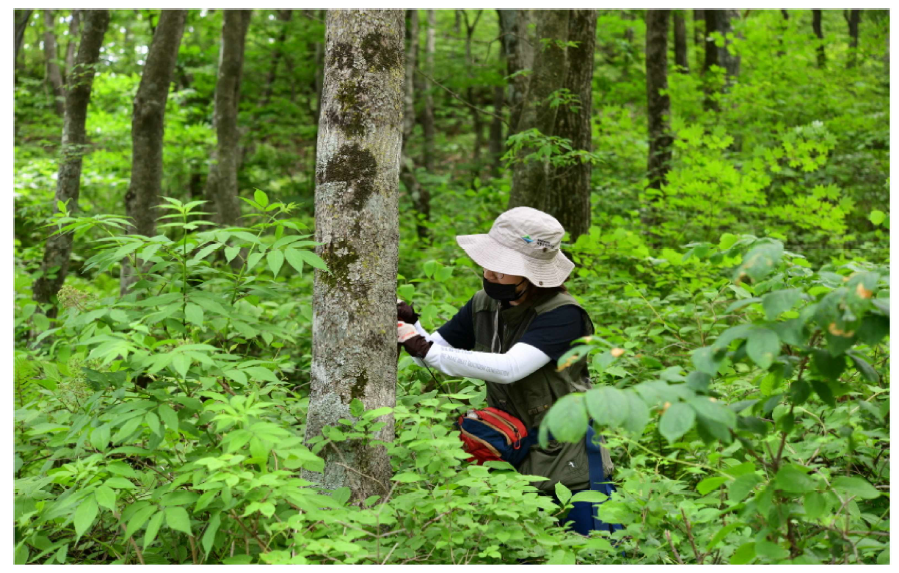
[397,299,419,324]
[398,321,432,359]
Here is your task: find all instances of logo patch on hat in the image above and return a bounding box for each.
[521,235,534,244]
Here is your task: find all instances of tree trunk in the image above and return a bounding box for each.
[645,10,672,218]
[43,10,66,116]
[693,9,704,48]
[462,10,484,173]
[546,9,595,242]
[120,10,187,295]
[702,9,720,111]
[15,10,34,70]
[499,9,535,135]
[259,10,292,108]
[304,9,403,504]
[33,10,110,311]
[64,10,81,84]
[812,10,826,68]
[508,10,569,211]
[781,10,790,20]
[673,10,688,73]
[422,9,436,172]
[718,10,740,81]
[847,10,861,68]
[204,10,252,227]
[488,85,505,176]
[400,10,428,241]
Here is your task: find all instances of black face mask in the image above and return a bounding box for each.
[483,276,527,302]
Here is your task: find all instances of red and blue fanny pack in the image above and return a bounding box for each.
[456,407,536,466]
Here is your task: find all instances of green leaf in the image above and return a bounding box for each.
[696,476,729,495]
[756,540,789,561]
[812,349,846,381]
[554,482,572,505]
[596,501,636,524]
[570,490,609,504]
[172,354,191,379]
[832,476,880,499]
[267,250,284,277]
[659,402,695,444]
[145,412,161,437]
[158,404,179,434]
[803,492,826,520]
[202,512,221,555]
[869,210,885,226]
[332,487,352,506]
[224,246,240,263]
[224,369,248,386]
[243,366,280,384]
[688,398,737,428]
[692,346,723,375]
[90,424,111,451]
[762,289,801,321]
[95,486,116,510]
[735,241,783,282]
[165,506,192,536]
[728,473,762,502]
[706,522,740,552]
[296,249,329,271]
[284,249,305,275]
[106,477,135,489]
[185,303,204,327]
[254,189,269,208]
[143,511,164,550]
[746,327,780,370]
[124,505,156,539]
[544,394,588,443]
[73,497,99,539]
[774,464,817,494]
[391,472,424,483]
[622,391,649,435]
[847,351,880,383]
[730,542,756,564]
[247,251,264,271]
[584,386,629,428]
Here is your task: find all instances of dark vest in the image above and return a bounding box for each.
[470,289,594,491]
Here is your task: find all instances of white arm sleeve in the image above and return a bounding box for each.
[422,342,551,385]
[413,320,452,347]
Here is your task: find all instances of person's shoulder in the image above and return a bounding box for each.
[471,289,494,312]
[533,304,584,327]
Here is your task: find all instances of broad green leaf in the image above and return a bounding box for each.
[106,477,135,489]
[734,241,783,282]
[185,303,204,327]
[544,393,588,443]
[165,506,192,536]
[869,210,885,226]
[803,491,826,520]
[171,354,191,379]
[145,412,161,437]
[774,464,817,494]
[728,473,762,502]
[73,497,99,539]
[391,472,423,483]
[832,476,880,499]
[267,250,284,277]
[584,386,629,428]
[296,249,329,271]
[622,391,649,435]
[730,542,756,564]
[756,540,789,561]
[224,246,240,263]
[124,505,156,539]
[224,369,248,386]
[762,289,801,321]
[254,189,269,208]
[659,402,695,444]
[284,249,305,275]
[692,346,723,376]
[158,404,179,434]
[696,475,729,495]
[554,482,572,505]
[90,424,111,451]
[243,366,280,384]
[143,511,164,549]
[688,398,736,428]
[202,512,221,555]
[812,349,846,381]
[95,486,116,510]
[570,491,609,504]
[746,327,780,369]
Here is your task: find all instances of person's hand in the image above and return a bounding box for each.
[397,299,419,324]
[398,321,432,358]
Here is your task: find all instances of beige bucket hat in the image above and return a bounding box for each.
[456,207,575,288]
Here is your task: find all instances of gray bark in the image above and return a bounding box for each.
[304,9,403,504]
[43,10,65,116]
[121,10,187,295]
[508,10,569,211]
[813,10,826,68]
[204,10,252,227]
[498,9,535,134]
[646,10,672,195]
[422,10,436,172]
[33,10,110,311]
[847,10,861,68]
[462,10,484,170]
[718,10,740,80]
[64,10,81,84]
[674,10,688,73]
[488,85,505,176]
[546,9,595,242]
[400,9,428,241]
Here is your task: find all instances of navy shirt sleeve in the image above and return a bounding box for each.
[436,297,476,350]
[518,305,586,362]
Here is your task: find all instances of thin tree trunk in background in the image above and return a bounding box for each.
[462,10,484,172]
[509,10,569,211]
[488,85,505,176]
[33,10,110,312]
[43,10,66,116]
[702,9,720,111]
[204,10,252,227]
[400,10,427,241]
[812,10,826,68]
[64,10,81,84]
[847,10,861,68]
[120,10,187,295]
[674,10,689,73]
[547,9,595,242]
[781,10,789,20]
[260,10,292,108]
[693,9,704,71]
[15,10,33,81]
[718,10,740,81]
[644,9,672,234]
[422,10,436,173]
[304,9,403,504]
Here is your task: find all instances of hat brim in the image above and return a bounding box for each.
[456,234,574,288]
